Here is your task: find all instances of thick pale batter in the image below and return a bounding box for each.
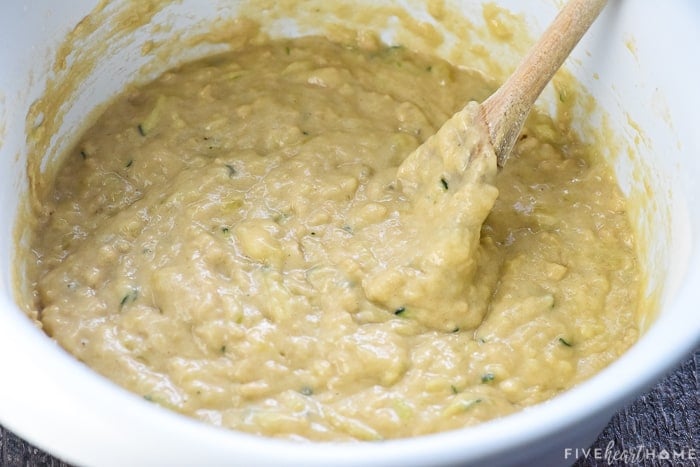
[25,36,641,440]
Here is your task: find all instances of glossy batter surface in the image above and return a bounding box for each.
[26,36,640,440]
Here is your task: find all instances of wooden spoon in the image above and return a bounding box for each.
[387,0,608,331]
[481,0,608,167]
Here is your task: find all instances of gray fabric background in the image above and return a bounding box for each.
[1,347,697,466]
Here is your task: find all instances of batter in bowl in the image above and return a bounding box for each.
[24,36,641,440]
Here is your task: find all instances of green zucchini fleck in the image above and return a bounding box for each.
[559,337,573,347]
[139,94,167,136]
[481,373,495,383]
[120,289,138,309]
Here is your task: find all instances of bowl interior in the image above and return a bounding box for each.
[1,1,698,465]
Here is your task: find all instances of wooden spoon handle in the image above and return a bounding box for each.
[481,0,608,167]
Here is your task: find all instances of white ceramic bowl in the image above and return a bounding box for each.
[1,1,698,465]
